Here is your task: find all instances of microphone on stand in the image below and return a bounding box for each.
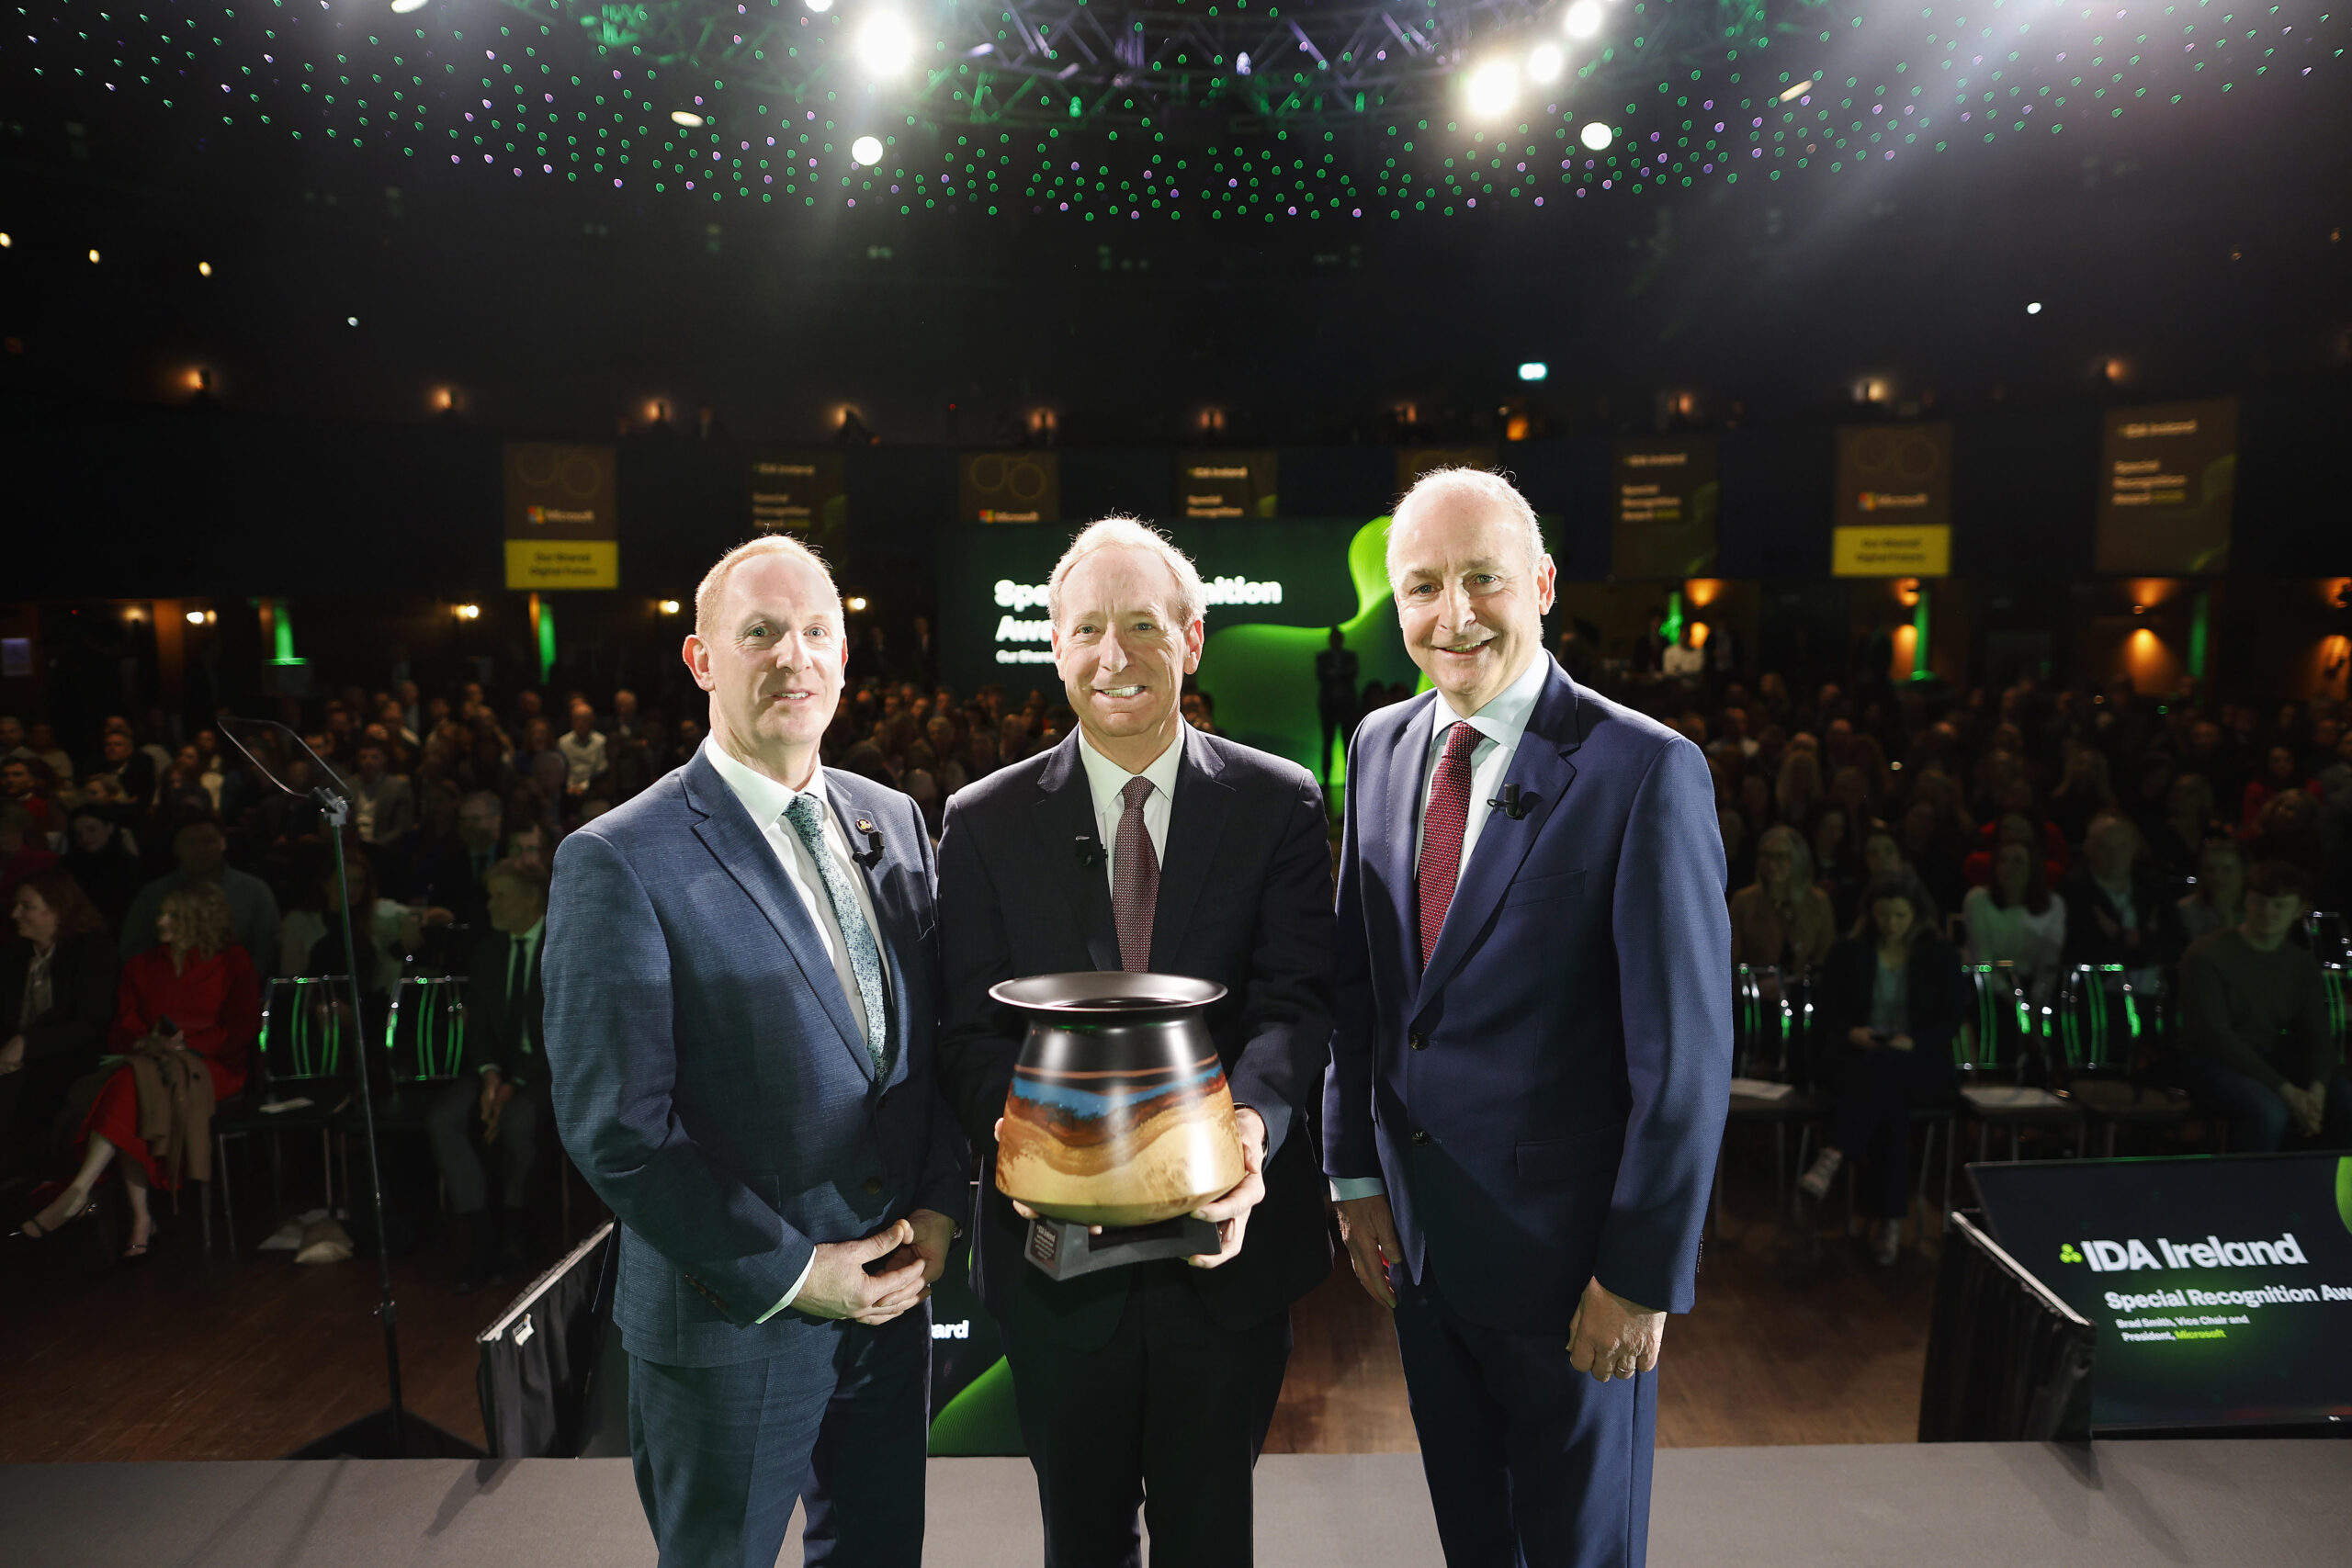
[1487,784,1532,820]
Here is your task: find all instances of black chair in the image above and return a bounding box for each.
[1951,962,2084,1182]
[207,976,356,1256]
[373,975,470,1129]
[2048,962,2217,1156]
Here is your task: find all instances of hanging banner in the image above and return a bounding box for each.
[2095,399,2238,575]
[1178,451,1278,519]
[746,449,845,535]
[503,443,618,590]
[1832,422,1953,577]
[959,451,1060,524]
[1611,437,1719,579]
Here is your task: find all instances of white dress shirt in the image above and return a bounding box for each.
[1075,727,1186,894]
[702,739,892,1319]
[1333,652,1551,1204]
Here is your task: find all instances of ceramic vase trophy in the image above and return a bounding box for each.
[990,971,1245,1280]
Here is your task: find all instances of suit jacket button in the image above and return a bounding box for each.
[1410,1130,1431,1145]
[1408,1033,1428,1051]
[864,1178,883,1196]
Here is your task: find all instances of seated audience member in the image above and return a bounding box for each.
[119,819,281,967]
[518,716,568,807]
[154,745,216,833]
[2245,787,2323,870]
[1799,872,1963,1265]
[348,739,416,857]
[1900,798,1970,922]
[0,805,61,913]
[1811,807,1853,897]
[424,858,549,1293]
[1717,807,1754,897]
[2045,743,2119,850]
[1962,839,2069,1005]
[1,756,54,837]
[92,728,157,810]
[2177,837,2248,944]
[2177,861,2351,1151]
[302,851,415,1007]
[19,883,258,1257]
[2239,744,2315,829]
[2143,772,2221,877]
[412,789,504,932]
[1729,824,1838,976]
[1832,829,1911,933]
[0,870,119,1154]
[555,700,609,815]
[2057,813,2186,987]
[25,723,76,796]
[61,809,142,935]
[1775,748,1825,828]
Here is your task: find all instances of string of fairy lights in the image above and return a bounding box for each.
[3,0,2343,221]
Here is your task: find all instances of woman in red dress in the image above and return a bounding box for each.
[18,881,259,1258]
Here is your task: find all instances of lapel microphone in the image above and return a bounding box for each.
[1487,784,1532,820]
[1075,834,1103,867]
[850,813,887,867]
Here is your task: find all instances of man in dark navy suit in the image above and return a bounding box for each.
[545,535,966,1568]
[937,518,1335,1567]
[1324,469,1732,1568]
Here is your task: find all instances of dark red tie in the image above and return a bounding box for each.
[1113,775,1160,972]
[1417,721,1482,969]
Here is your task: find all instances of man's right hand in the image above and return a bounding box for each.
[1335,1193,1403,1310]
[795,1221,930,1325]
[2280,1083,2324,1139]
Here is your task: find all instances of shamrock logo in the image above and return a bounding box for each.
[2059,1243,2085,1265]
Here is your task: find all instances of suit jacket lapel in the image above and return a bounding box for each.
[825,776,912,1088]
[1415,661,1586,1010]
[1150,727,1235,972]
[1385,694,1437,990]
[681,750,873,1078]
[1033,739,1122,972]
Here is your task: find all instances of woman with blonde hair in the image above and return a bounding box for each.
[1730,823,1838,976]
[17,882,259,1258]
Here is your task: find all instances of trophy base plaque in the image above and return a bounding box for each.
[1023,1213,1219,1280]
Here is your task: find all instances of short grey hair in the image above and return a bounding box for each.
[1386,467,1547,591]
[694,534,842,641]
[1047,517,1207,631]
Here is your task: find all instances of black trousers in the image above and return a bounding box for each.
[1003,1259,1292,1568]
[424,1075,545,1215]
[1824,1043,1953,1220]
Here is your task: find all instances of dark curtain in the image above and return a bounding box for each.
[476,1222,616,1458]
[1917,1210,2097,1441]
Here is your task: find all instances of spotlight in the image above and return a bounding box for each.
[346,316,359,326]
[851,135,886,166]
[854,14,917,76]
[1466,61,1518,118]
[1778,77,1816,104]
[1526,43,1565,85]
[1578,121,1612,152]
[0,233,11,248]
[198,261,212,276]
[88,248,101,264]
[1564,0,1602,39]
[671,110,706,128]
[454,603,482,620]
[805,0,832,10]
[390,0,428,12]
[432,386,456,412]
[657,599,682,615]
[2026,301,2042,315]
[846,596,871,614]
[1237,51,1252,75]
[186,610,207,626]
[1518,362,1549,383]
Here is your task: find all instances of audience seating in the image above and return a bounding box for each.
[209,976,357,1255]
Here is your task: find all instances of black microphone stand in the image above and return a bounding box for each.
[218,718,479,1460]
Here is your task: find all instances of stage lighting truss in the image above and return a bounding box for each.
[499,0,1864,134]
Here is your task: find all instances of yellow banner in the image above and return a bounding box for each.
[505,539,620,590]
[1832,525,1950,577]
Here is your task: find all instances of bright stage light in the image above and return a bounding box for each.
[1526,44,1565,85]
[671,110,706,128]
[1564,1,1602,39]
[1237,51,1252,75]
[2027,301,2043,315]
[851,135,886,166]
[1519,363,1550,383]
[855,14,917,76]
[390,0,428,13]
[1779,77,1816,104]
[186,609,207,626]
[198,260,212,276]
[657,599,682,615]
[1579,121,1612,152]
[805,0,833,10]
[1466,61,1518,118]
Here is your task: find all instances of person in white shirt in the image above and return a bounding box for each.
[1962,839,2069,1005]
[555,702,609,807]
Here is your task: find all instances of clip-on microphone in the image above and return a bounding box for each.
[1075,834,1104,867]
[849,814,887,867]
[1487,784,1532,820]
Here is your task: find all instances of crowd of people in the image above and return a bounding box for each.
[5,645,2350,1276]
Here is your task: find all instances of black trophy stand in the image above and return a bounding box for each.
[219,718,481,1460]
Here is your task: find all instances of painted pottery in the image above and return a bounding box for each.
[990,971,1245,1228]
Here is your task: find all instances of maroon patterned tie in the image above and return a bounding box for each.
[1113,775,1160,972]
[1417,721,1483,970]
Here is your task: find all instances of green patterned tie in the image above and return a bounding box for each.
[783,795,888,1075]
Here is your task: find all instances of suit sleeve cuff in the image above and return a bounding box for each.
[753,1250,820,1324]
[1328,1176,1387,1201]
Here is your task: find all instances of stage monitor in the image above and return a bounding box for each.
[1973,1152,2352,1433]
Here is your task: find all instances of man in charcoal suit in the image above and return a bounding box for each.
[936,517,1335,1566]
[545,534,967,1568]
[1325,468,1732,1568]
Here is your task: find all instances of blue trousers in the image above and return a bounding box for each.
[2177,1057,2352,1152]
[1393,1264,1657,1568]
[627,1303,932,1568]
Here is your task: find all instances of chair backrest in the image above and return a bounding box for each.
[2051,962,2165,1074]
[385,975,469,1083]
[1733,964,1782,1079]
[2305,910,2349,968]
[1961,962,2033,1077]
[2323,964,2350,1055]
[256,976,357,1086]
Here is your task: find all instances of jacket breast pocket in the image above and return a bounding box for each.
[1515,1127,1622,1183]
[1504,869,1587,908]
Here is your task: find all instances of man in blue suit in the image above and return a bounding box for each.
[1323,469,1732,1568]
[545,535,966,1568]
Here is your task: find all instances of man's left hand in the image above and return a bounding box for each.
[907,1208,957,1285]
[1188,1107,1268,1269]
[1566,1276,1665,1383]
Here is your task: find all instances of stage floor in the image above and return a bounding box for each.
[6,1441,2346,1566]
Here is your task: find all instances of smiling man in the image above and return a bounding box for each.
[543,534,967,1568]
[1323,468,1731,1568]
[936,517,1335,1567]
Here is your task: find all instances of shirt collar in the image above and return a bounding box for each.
[515,919,545,949]
[702,737,828,829]
[1426,651,1551,761]
[1076,725,1187,816]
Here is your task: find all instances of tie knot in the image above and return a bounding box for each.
[1121,775,1154,812]
[1442,721,1481,761]
[782,793,822,840]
